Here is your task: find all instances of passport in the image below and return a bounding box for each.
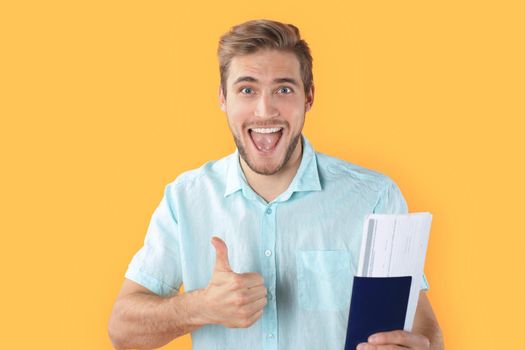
[344,276,412,350]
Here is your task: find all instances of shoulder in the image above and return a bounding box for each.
[315,152,407,212]
[315,152,396,193]
[165,152,233,195]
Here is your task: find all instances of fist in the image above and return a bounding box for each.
[202,236,267,328]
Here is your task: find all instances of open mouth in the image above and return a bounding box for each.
[248,127,283,153]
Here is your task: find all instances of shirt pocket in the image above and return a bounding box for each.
[296,250,354,311]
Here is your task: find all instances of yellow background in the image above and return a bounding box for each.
[1,1,523,349]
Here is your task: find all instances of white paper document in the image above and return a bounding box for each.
[356,212,432,330]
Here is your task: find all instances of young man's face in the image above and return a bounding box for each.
[219,49,314,176]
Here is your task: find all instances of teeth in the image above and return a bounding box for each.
[250,127,283,134]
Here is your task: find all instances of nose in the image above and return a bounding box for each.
[254,92,279,119]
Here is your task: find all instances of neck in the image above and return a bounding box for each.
[240,138,303,203]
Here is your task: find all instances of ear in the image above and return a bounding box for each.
[305,84,315,112]
[218,85,226,112]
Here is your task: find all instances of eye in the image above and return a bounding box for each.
[240,87,254,94]
[277,86,293,94]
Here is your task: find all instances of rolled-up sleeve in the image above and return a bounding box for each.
[373,178,430,291]
[125,185,183,296]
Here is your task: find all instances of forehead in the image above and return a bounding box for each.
[227,50,302,85]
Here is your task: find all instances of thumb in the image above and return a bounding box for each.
[211,236,232,272]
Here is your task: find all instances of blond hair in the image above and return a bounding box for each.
[218,19,313,97]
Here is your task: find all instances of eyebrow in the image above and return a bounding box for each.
[232,76,300,87]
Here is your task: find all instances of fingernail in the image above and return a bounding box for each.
[356,343,367,350]
[368,334,378,343]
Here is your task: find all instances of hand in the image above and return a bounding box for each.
[201,236,267,328]
[357,330,431,350]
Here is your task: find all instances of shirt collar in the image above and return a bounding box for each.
[224,135,322,201]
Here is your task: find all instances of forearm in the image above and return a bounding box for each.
[108,288,208,350]
[412,292,444,350]
[413,321,443,349]
[429,328,444,350]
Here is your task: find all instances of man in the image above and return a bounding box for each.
[108,19,443,350]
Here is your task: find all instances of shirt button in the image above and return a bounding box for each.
[266,207,272,215]
[264,249,272,257]
[267,333,274,339]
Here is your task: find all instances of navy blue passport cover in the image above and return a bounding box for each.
[344,276,412,350]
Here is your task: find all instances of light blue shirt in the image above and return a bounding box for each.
[125,136,428,350]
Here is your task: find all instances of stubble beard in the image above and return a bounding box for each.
[234,131,303,176]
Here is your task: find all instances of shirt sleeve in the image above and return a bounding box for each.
[373,178,430,291]
[372,178,408,215]
[125,184,183,296]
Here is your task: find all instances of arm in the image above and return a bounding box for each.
[412,291,444,349]
[108,279,208,350]
[357,291,444,350]
[108,237,267,350]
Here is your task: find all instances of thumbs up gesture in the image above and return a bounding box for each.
[201,236,267,328]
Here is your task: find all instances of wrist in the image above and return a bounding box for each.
[186,288,213,327]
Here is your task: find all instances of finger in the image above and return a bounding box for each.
[231,286,266,306]
[244,286,267,304]
[356,344,406,350]
[245,296,267,314]
[236,310,263,328]
[368,330,430,348]
[356,343,369,350]
[239,272,265,288]
[211,236,232,272]
[245,308,264,327]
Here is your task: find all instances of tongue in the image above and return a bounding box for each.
[251,131,281,151]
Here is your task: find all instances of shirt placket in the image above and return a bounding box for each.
[261,203,278,350]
